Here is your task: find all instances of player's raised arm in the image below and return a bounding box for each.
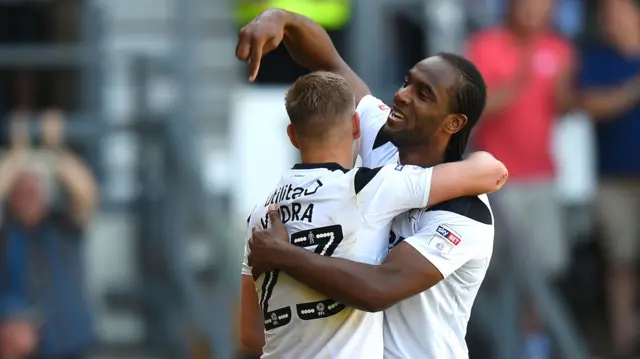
[235,9,370,103]
[355,151,507,225]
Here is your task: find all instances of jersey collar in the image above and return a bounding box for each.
[372,126,391,150]
[292,163,348,173]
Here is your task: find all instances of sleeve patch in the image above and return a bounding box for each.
[427,234,456,254]
[435,225,462,246]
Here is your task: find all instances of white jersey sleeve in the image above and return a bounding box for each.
[241,226,252,276]
[355,164,433,228]
[241,244,251,276]
[402,211,493,278]
[356,95,391,161]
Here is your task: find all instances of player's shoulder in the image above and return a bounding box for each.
[289,162,349,174]
[412,195,494,238]
[352,163,408,195]
[427,194,493,226]
[286,163,352,184]
[413,196,493,250]
[356,94,390,114]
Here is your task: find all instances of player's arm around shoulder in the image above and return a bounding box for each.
[239,219,265,352]
[361,211,493,312]
[428,151,508,205]
[354,164,434,227]
[354,152,507,226]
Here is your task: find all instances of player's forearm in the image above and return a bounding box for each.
[276,244,389,312]
[281,11,347,73]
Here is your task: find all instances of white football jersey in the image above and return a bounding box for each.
[357,95,495,359]
[242,161,436,359]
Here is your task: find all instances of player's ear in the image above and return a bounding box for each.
[352,112,361,140]
[443,114,467,135]
[287,124,300,149]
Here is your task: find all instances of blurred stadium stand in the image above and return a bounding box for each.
[0,0,237,358]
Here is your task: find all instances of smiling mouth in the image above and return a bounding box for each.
[389,108,406,122]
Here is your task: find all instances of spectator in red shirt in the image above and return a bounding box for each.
[466,0,575,358]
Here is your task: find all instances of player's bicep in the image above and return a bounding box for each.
[355,165,433,224]
[357,240,443,311]
[239,275,264,351]
[383,241,445,295]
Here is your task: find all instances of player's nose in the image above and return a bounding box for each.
[393,86,411,106]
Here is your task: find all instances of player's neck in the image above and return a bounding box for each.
[397,146,445,168]
[299,148,353,170]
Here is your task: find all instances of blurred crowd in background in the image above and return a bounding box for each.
[0,0,639,359]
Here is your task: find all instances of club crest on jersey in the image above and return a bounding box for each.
[435,225,461,246]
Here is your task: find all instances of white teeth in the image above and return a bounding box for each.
[392,110,405,119]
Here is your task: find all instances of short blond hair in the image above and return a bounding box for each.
[285,71,355,139]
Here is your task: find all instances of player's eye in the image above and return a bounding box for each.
[402,79,408,88]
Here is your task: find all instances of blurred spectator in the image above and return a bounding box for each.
[0,111,97,359]
[466,0,575,358]
[578,0,640,356]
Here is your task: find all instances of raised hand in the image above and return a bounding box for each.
[236,9,287,82]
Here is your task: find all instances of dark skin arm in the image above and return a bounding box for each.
[248,209,443,312]
[235,9,370,104]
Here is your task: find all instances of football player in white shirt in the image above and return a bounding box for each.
[239,72,506,359]
[238,9,495,359]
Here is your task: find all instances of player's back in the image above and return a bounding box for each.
[243,162,435,359]
[248,163,384,359]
